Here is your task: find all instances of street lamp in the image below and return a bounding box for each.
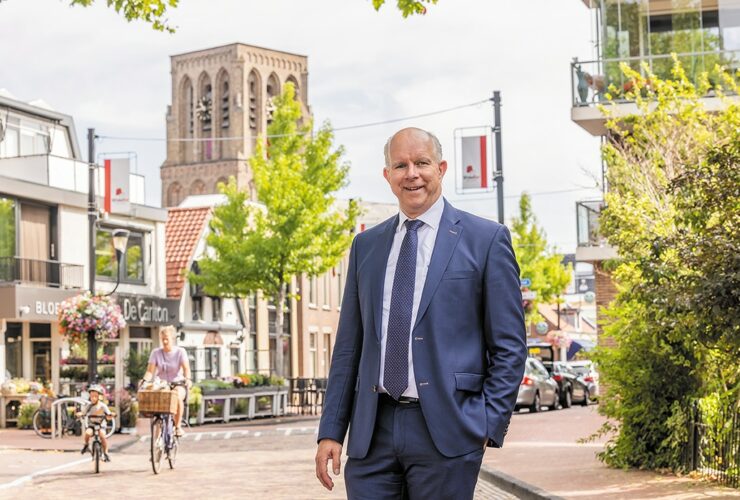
[87,228,129,384]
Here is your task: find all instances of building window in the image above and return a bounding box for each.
[96,227,145,284]
[129,327,153,357]
[184,347,199,382]
[248,70,260,136]
[308,276,317,306]
[192,296,203,321]
[323,274,330,308]
[308,332,318,377]
[221,80,230,129]
[323,333,332,376]
[268,296,291,377]
[204,347,220,378]
[0,197,16,258]
[4,322,22,378]
[230,347,239,375]
[211,297,221,322]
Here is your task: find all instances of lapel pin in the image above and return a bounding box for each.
[449,229,458,235]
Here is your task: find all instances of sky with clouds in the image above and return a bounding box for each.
[1,0,603,250]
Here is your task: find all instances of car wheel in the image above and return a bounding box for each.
[529,392,541,413]
[581,389,590,406]
[552,390,560,410]
[562,388,572,409]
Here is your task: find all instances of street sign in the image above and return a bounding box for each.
[520,278,531,287]
[521,290,537,300]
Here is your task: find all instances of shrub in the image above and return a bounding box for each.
[18,402,40,429]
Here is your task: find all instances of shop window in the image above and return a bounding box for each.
[211,297,221,322]
[308,332,317,378]
[4,323,22,378]
[184,347,199,382]
[323,333,332,376]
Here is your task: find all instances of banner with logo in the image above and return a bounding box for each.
[461,136,488,190]
[104,158,130,214]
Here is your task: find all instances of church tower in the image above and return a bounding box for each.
[160,43,309,207]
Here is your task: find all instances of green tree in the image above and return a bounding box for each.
[372,0,438,17]
[510,193,572,325]
[59,0,438,32]
[190,82,359,377]
[592,59,739,470]
[70,0,178,32]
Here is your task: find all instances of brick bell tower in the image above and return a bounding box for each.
[160,43,309,207]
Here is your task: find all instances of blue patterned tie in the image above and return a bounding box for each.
[384,219,424,400]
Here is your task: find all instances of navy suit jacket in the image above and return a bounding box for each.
[318,199,526,458]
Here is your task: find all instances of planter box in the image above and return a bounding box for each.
[200,386,286,396]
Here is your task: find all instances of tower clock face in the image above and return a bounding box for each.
[196,96,212,122]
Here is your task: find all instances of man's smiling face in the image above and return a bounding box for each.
[383,128,447,219]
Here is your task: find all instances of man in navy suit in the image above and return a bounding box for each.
[315,127,526,499]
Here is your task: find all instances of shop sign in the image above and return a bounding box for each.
[117,294,178,326]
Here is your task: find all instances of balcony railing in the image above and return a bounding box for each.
[576,200,606,247]
[571,50,740,107]
[0,154,146,204]
[0,256,84,289]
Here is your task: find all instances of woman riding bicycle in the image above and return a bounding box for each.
[143,326,191,437]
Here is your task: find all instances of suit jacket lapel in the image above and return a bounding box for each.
[414,200,462,330]
[372,215,399,341]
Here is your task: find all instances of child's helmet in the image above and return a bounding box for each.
[88,384,105,395]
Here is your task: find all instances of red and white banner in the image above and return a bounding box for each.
[461,135,488,190]
[104,158,130,214]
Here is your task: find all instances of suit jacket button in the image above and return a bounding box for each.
[372,385,378,392]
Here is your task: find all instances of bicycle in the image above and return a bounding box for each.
[84,415,112,474]
[143,380,188,474]
[33,395,115,439]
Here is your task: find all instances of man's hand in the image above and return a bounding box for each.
[315,438,343,490]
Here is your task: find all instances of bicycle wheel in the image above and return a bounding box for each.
[150,417,164,474]
[167,436,178,469]
[104,417,116,438]
[32,410,52,439]
[93,441,101,474]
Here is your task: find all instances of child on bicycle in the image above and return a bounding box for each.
[79,384,113,462]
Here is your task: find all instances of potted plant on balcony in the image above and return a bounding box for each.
[57,291,126,345]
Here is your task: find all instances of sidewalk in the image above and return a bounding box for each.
[482,405,740,499]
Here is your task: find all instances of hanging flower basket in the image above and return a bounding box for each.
[58,291,126,345]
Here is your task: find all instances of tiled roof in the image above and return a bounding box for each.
[166,207,211,299]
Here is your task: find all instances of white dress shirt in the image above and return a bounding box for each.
[379,195,445,398]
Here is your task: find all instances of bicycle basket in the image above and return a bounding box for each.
[137,389,178,415]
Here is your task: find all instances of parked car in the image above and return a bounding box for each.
[552,362,590,407]
[541,361,588,409]
[567,360,599,402]
[515,357,559,413]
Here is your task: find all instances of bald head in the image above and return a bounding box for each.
[384,128,443,168]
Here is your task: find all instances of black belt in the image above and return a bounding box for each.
[379,393,420,405]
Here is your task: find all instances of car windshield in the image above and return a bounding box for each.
[570,365,590,375]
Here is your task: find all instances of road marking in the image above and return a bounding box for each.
[194,434,203,442]
[254,432,261,437]
[224,432,232,440]
[0,457,89,490]
[139,435,148,442]
[284,428,292,436]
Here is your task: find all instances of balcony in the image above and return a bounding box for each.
[0,154,146,204]
[0,256,84,289]
[575,200,618,262]
[571,50,740,135]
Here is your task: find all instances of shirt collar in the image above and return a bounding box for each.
[397,195,445,232]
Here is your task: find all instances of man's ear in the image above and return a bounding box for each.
[438,160,448,178]
[383,167,390,183]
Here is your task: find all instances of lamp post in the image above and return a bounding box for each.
[87,229,129,384]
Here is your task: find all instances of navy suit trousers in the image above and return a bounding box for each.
[345,395,484,500]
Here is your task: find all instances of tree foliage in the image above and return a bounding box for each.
[61,0,437,32]
[190,82,359,377]
[510,193,572,324]
[70,0,178,32]
[593,58,740,469]
[371,0,438,17]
